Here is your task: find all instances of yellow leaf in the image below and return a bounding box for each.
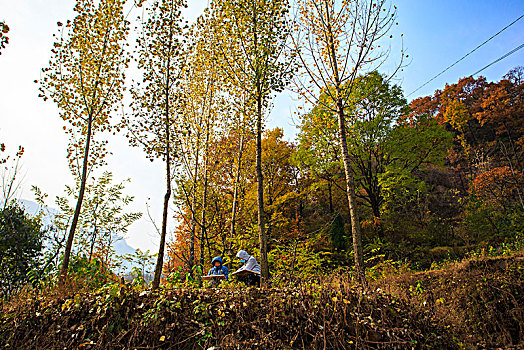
[159,335,165,342]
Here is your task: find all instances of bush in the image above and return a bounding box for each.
[0,202,44,299]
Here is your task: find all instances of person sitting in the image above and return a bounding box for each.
[233,250,261,287]
[207,256,229,286]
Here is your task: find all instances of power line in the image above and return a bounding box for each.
[407,14,524,97]
[472,43,524,76]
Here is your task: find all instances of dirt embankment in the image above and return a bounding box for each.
[377,252,524,349]
[1,279,455,349]
[1,253,521,349]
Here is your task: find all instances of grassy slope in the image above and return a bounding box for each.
[375,251,524,349]
[0,252,522,349]
[1,282,454,349]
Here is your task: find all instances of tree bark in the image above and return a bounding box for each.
[188,139,200,274]
[59,112,93,284]
[323,0,364,281]
[151,3,181,289]
[152,152,171,290]
[256,95,269,284]
[199,121,211,270]
[335,104,364,279]
[152,28,174,290]
[152,114,172,290]
[228,133,244,268]
[327,179,334,214]
[251,1,269,286]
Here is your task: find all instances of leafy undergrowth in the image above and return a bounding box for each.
[0,276,456,350]
[375,251,524,349]
[3,252,521,350]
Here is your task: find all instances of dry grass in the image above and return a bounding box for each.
[373,250,524,349]
[2,253,521,349]
[0,275,456,349]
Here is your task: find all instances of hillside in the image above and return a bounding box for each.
[377,252,524,349]
[1,252,522,349]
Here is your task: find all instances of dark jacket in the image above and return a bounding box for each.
[208,256,229,280]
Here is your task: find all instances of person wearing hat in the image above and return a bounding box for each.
[207,256,229,286]
[234,250,261,286]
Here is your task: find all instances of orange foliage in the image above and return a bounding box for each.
[407,96,439,122]
[165,209,202,274]
[474,70,524,159]
[470,167,523,208]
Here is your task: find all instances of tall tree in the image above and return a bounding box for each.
[125,0,186,290]
[475,67,524,208]
[297,72,452,238]
[209,0,293,284]
[293,0,403,280]
[260,128,298,243]
[38,0,129,283]
[171,19,225,274]
[296,95,346,216]
[345,72,408,222]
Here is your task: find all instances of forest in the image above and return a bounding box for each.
[0,0,523,349]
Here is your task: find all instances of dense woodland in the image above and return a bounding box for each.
[0,0,523,348]
[168,67,524,276]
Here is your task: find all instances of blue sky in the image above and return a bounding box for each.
[0,0,522,252]
[270,0,524,139]
[395,0,524,97]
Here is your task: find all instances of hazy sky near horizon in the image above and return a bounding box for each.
[0,0,523,253]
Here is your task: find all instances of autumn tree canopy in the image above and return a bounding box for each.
[38,0,130,283]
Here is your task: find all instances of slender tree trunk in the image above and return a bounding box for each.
[58,29,113,284]
[336,103,364,279]
[199,193,207,269]
[251,2,268,286]
[228,133,244,268]
[152,132,172,289]
[256,95,269,284]
[59,112,93,284]
[199,122,210,269]
[152,5,179,289]
[327,180,334,214]
[188,140,200,272]
[152,155,171,289]
[266,186,273,251]
[152,52,173,291]
[321,0,364,281]
[88,225,98,263]
[252,1,269,286]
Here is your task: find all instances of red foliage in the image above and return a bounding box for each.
[470,166,523,208]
